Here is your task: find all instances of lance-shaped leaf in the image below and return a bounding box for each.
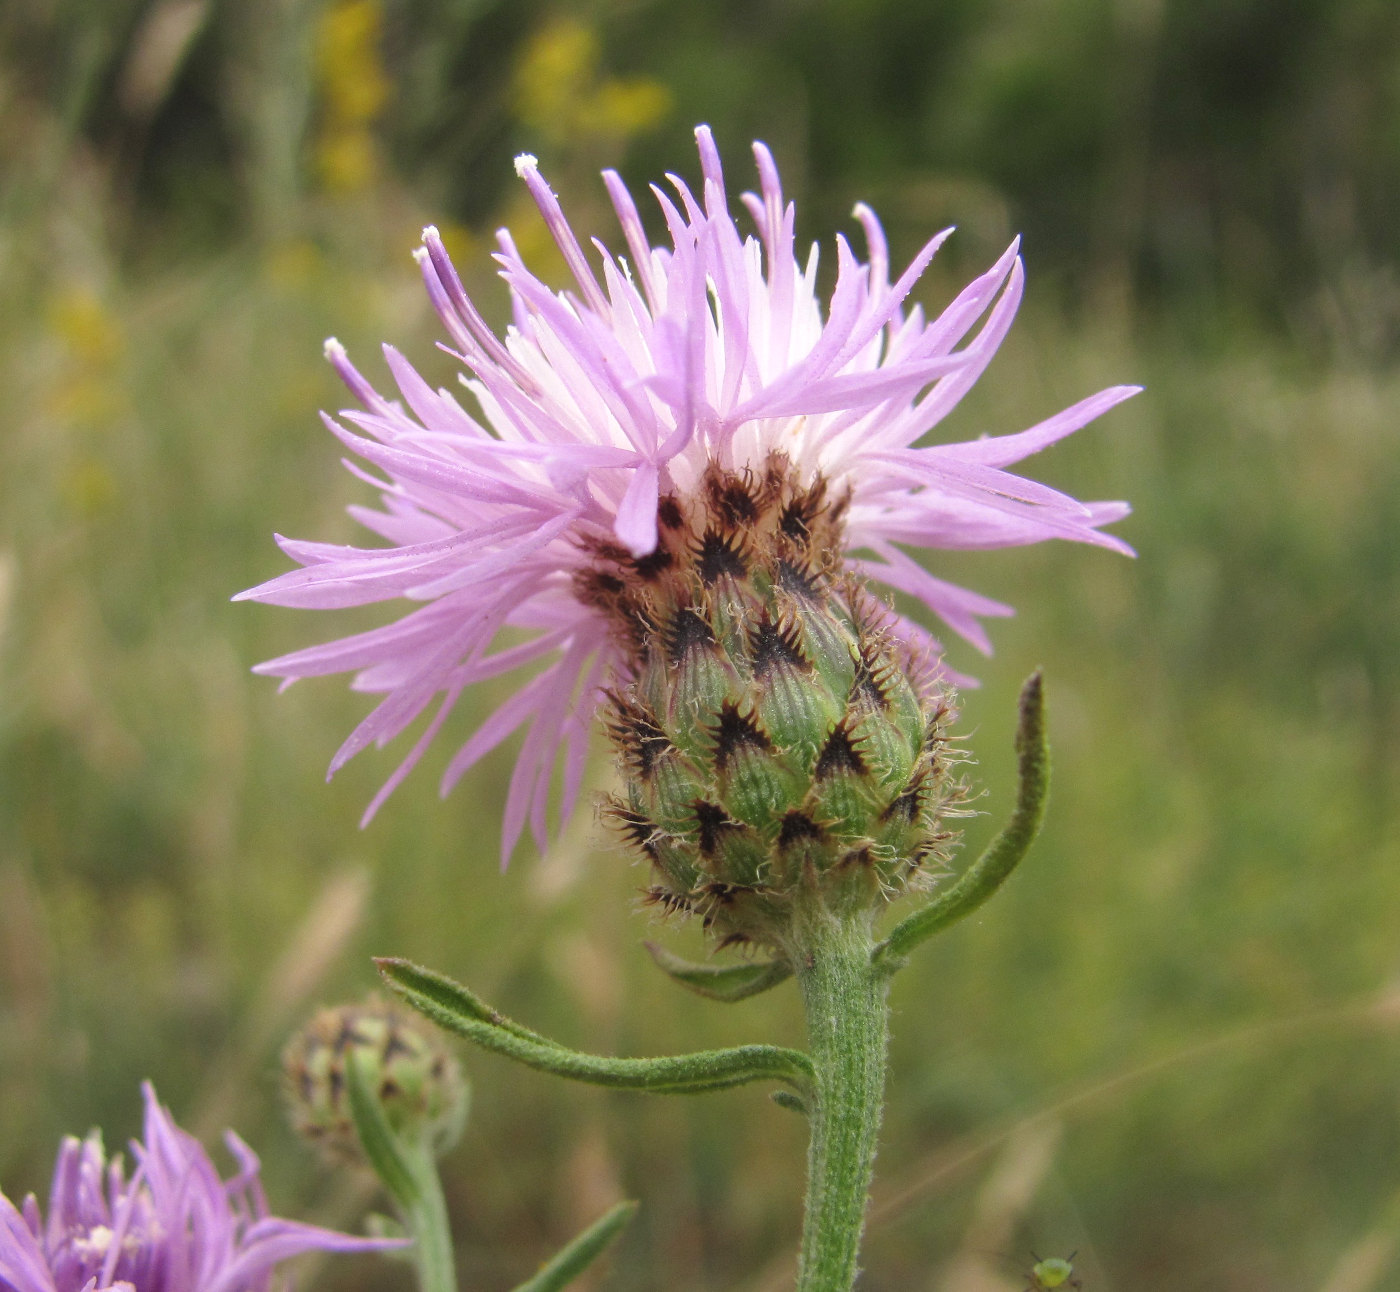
[508,1200,638,1292]
[644,941,793,1001]
[873,670,1050,973]
[345,1048,423,1214]
[377,958,814,1096]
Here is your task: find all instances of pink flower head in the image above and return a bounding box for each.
[0,1083,400,1292]
[237,126,1135,864]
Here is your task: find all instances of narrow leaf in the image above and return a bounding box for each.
[377,957,814,1096]
[345,1049,422,1214]
[874,669,1050,972]
[509,1200,639,1292]
[644,941,793,1001]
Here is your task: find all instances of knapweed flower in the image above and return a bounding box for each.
[238,126,1134,870]
[0,1083,398,1292]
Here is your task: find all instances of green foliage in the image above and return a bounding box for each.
[507,1200,638,1292]
[377,957,814,1097]
[643,942,793,1002]
[8,0,1400,333]
[874,670,1047,972]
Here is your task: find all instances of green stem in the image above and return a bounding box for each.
[402,1138,457,1292]
[791,904,889,1292]
[345,1050,457,1292]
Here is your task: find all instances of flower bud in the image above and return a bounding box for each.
[588,455,966,956]
[283,997,467,1161]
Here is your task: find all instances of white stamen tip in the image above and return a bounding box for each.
[323,337,346,360]
[513,153,539,177]
[422,224,440,243]
[412,247,429,265]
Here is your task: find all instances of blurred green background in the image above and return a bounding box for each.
[2,1,1399,1289]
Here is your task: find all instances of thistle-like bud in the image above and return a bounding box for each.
[584,453,965,957]
[283,997,467,1161]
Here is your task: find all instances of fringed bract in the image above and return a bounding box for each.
[590,453,965,956]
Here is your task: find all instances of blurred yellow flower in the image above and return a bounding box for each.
[584,77,672,139]
[513,17,670,147]
[46,288,122,369]
[513,18,596,141]
[317,128,379,195]
[316,0,390,125]
[43,287,125,430]
[314,0,391,195]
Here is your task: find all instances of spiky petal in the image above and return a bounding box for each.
[0,1083,400,1292]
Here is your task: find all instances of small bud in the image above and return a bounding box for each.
[283,997,467,1162]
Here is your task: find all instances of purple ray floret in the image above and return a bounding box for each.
[0,1083,399,1292]
[237,126,1136,862]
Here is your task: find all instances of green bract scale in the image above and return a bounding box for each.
[283,997,467,1162]
[582,454,965,956]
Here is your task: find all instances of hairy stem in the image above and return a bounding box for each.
[403,1139,457,1292]
[346,1049,456,1292]
[791,904,889,1292]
